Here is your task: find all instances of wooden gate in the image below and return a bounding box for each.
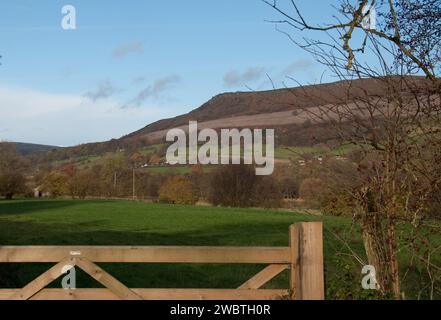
[0,222,324,300]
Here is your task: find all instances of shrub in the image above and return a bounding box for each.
[159,176,199,205]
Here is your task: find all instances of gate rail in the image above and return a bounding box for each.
[0,222,324,300]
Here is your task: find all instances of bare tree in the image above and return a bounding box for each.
[0,143,28,199]
[264,0,441,298]
[263,0,440,82]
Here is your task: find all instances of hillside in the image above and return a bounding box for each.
[126,78,386,138]
[6,142,61,156]
[36,76,430,162]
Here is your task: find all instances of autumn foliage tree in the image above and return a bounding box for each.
[40,171,68,197]
[159,176,199,205]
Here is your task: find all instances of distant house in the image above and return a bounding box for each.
[34,188,41,198]
[33,187,51,198]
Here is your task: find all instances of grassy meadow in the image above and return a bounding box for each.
[0,200,439,299]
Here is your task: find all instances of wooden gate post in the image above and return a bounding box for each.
[290,222,324,300]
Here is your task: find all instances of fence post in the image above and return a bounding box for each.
[290,222,324,300]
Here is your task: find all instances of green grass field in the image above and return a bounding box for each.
[0,200,439,299]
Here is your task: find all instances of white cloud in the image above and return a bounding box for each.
[112,41,144,59]
[0,86,174,146]
[84,80,118,102]
[281,59,315,76]
[123,75,181,108]
[0,86,82,118]
[223,67,266,87]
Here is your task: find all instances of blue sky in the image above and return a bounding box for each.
[0,0,335,146]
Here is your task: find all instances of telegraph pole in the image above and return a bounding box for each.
[130,152,141,201]
[132,167,136,200]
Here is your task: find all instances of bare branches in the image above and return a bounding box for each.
[262,0,441,298]
[263,0,439,82]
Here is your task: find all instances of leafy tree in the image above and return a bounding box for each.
[159,176,199,205]
[41,171,68,197]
